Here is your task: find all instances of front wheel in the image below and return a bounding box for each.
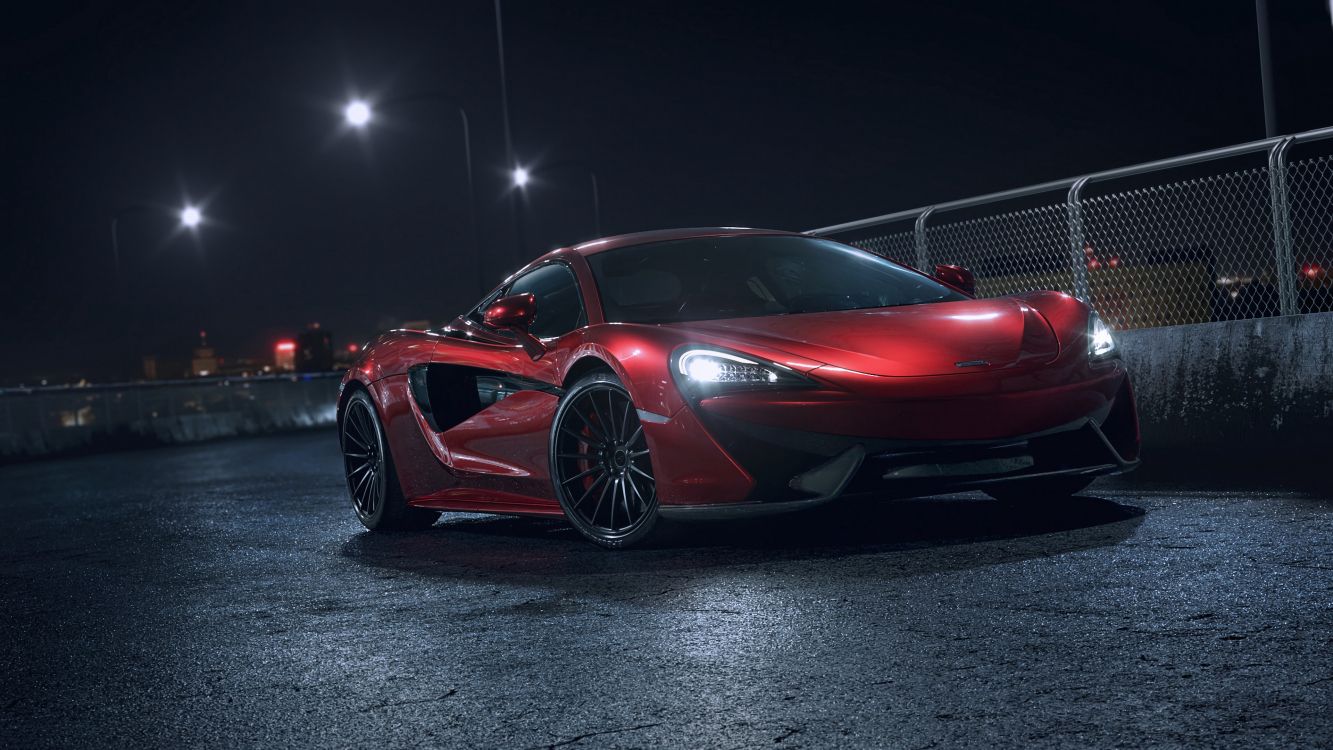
[341,389,439,532]
[984,475,1094,504]
[549,371,663,549]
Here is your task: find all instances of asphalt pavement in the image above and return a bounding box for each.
[2,430,1330,749]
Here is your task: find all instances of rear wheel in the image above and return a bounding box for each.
[984,475,1094,504]
[341,389,439,532]
[549,371,662,549]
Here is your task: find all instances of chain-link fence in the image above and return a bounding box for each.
[813,127,1333,330]
[0,372,341,461]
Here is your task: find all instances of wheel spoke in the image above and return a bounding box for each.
[606,390,619,440]
[354,465,373,499]
[589,478,612,526]
[560,426,600,448]
[588,390,612,441]
[571,473,608,510]
[627,472,647,512]
[556,452,594,461]
[619,475,633,526]
[343,426,369,451]
[569,401,607,443]
[561,465,603,486]
[618,396,632,442]
[628,463,653,481]
[625,424,644,448]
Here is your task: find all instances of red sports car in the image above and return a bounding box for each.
[338,228,1139,548]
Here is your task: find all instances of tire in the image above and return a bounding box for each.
[984,475,1095,504]
[341,389,439,532]
[549,370,664,549]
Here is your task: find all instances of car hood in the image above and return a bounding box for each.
[673,298,1061,377]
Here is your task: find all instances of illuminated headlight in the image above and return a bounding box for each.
[674,348,813,392]
[1088,312,1117,359]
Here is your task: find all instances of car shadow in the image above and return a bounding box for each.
[339,493,1146,584]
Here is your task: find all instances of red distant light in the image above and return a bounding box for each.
[275,341,296,352]
[1087,258,1101,269]
[1108,256,1121,268]
[347,343,359,353]
[1303,263,1323,278]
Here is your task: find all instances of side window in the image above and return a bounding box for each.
[506,264,586,339]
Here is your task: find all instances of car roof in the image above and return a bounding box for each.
[565,227,804,257]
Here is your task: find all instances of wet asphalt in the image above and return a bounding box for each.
[1,430,1330,749]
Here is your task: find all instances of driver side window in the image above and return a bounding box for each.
[502,263,586,339]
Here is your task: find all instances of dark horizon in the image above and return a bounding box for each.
[5,0,1333,385]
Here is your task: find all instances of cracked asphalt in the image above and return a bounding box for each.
[2,430,1330,748]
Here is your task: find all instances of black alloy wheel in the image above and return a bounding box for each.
[341,389,438,531]
[550,372,661,548]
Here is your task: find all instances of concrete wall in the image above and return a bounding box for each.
[0,373,341,462]
[1117,312,1333,488]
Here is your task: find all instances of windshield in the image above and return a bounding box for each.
[588,235,967,324]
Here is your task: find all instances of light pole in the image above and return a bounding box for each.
[512,161,603,241]
[494,0,525,267]
[1256,0,1278,138]
[111,202,204,278]
[109,202,207,379]
[342,94,484,296]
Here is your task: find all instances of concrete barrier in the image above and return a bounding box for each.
[1117,312,1333,489]
[0,373,341,462]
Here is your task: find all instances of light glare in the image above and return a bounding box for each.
[512,166,530,187]
[180,206,202,228]
[344,100,372,127]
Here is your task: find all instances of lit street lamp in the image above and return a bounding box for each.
[109,200,210,380]
[339,93,483,295]
[180,205,203,229]
[343,99,372,128]
[111,202,207,277]
[511,161,603,239]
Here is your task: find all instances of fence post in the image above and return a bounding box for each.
[1065,177,1092,303]
[1268,137,1298,315]
[913,207,934,270]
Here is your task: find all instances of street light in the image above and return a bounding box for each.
[511,161,602,239]
[180,205,203,229]
[109,200,210,380]
[343,99,372,128]
[338,93,483,295]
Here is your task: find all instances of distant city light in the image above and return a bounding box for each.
[180,205,203,229]
[512,166,530,187]
[275,341,296,352]
[347,343,359,353]
[343,100,372,128]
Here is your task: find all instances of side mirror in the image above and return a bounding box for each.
[483,293,536,329]
[934,264,976,295]
[482,293,545,359]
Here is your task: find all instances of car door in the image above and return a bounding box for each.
[424,262,588,503]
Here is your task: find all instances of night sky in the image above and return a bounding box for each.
[4,1,1333,384]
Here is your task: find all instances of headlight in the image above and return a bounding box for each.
[1088,312,1117,359]
[674,348,813,393]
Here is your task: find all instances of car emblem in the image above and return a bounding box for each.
[955,359,990,368]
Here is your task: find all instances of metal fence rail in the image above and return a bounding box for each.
[0,372,342,460]
[811,126,1333,330]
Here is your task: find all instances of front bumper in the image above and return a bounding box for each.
[657,374,1140,520]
